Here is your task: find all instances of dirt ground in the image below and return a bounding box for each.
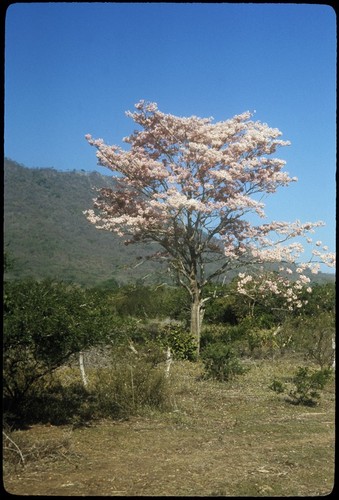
[3,359,335,496]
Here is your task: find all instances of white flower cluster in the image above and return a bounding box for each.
[237,269,311,311]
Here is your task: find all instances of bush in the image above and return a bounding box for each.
[300,282,335,316]
[245,325,285,358]
[3,279,115,407]
[152,324,196,361]
[288,367,333,406]
[201,342,247,382]
[270,366,333,406]
[201,322,285,360]
[90,353,171,419]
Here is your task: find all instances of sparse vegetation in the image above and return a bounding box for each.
[3,358,335,496]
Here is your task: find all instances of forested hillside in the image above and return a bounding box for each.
[3,159,165,286]
[3,158,334,287]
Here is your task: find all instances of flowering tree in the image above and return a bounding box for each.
[236,269,312,320]
[85,100,335,355]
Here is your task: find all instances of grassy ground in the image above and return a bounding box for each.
[3,356,335,496]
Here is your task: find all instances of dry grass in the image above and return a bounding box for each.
[3,356,335,496]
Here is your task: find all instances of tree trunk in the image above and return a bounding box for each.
[190,292,204,357]
[79,351,88,388]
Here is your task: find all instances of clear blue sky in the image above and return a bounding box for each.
[4,2,336,264]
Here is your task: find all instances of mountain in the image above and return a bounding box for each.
[3,158,165,286]
[3,158,335,288]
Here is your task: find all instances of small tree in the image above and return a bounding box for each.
[281,312,335,369]
[85,100,335,355]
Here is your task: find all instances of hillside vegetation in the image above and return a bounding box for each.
[3,159,164,286]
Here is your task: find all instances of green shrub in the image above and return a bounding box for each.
[201,322,284,360]
[245,326,284,358]
[158,325,196,361]
[203,287,238,325]
[201,342,247,382]
[270,366,333,406]
[288,367,333,406]
[132,321,196,361]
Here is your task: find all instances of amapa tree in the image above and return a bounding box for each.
[85,100,335,355]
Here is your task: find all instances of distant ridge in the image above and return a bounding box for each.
[3,158,335,288]
[3,158,165,286]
